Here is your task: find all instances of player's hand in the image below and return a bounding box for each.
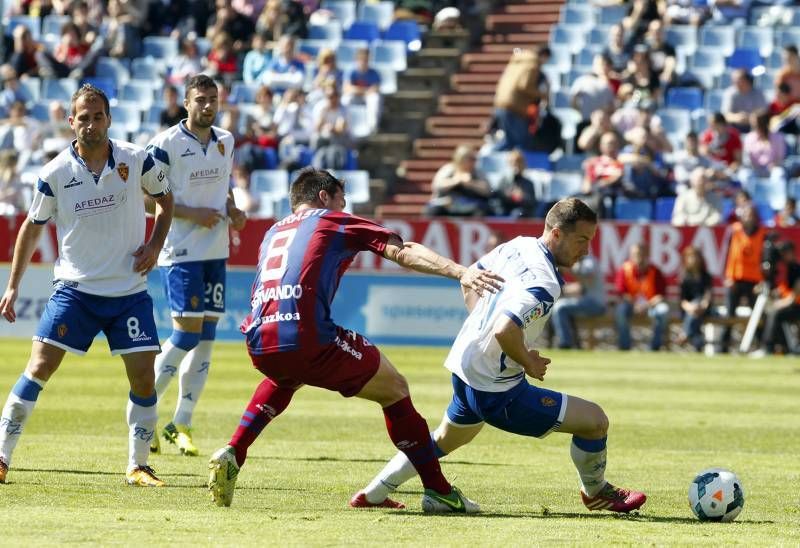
[459,267,504,296]
[524,349,551,381]
[0,287,18,323]
[190,207,226,228]
[132,243,159,275]
[228,206,247,231]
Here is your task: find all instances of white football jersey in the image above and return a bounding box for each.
[28,139,169,296]
[147,121,234,265]
[444,237,564,392]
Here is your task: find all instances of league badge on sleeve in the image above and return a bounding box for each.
[117,163,129,182]
[218,142,225,156]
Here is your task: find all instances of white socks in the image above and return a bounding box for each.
[0,373,46,466]
[363,451,417,503]
[174,340,212,426]
[154,339,191,398]
[127,391,158,469]
[570,436,608,497]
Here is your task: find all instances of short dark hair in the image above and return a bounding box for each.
[71,83,109,116]
[785,45,799,57]
[290,168,344,211]
[711,111,727,125]
[545,198,597,231]
[185,73,218,99]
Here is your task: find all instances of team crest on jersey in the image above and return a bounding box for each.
[217,142,225,156]
[540,396,557,407]
[190,295,200,309]
[117,162,129,182]
[57,323,68,338]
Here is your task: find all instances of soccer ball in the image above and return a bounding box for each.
[688,468,745,522]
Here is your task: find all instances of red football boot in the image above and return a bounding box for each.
[349,492,406,509]
[581,483,647,513]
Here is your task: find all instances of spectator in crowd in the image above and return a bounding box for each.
[42,100,71,140]
[159,85,188,129]
[0,101,41,168]
[8,25,40,78]
[769,82,800,135]
[774,197,799,227]
[664,0,710,26]
[577,109,618,155]
[672,167,723,226]
[775,45,800,104]
[602,24,630,77]
[231,163,259,214]
[36,22,91,79]
[207,0,256,52]
[247,85,276,139]
[618,46,661,105]
[743,109,786,178]
[700,112,742,172]
[261,35,305,95]
[679,246,713,352]
[206,32,240,84]
[256,0,285,41]
[491,149,537,218]
[551,252,607,349]
[720,205,765,352]
[614,242,669,351]
[311,84,350,170]
[432,6,463,31]
[308,48,343,106]
[623,0,663,44]
[274,88,312,168]
[0,65,31,118]
[493,48,546,151]
[619,127,669,199]
[427,145,492,217]
[103,0,146,58]
[722,69,767,133]
[342,48,382,133]
[569,54,616,126]
[168,32,205,86]
[582,131,624,217]
[754,241,800,356]
[620,104,672,154]
[672,131,713,191]
[71,1,100,46]
[0,149,26,216]
[243,30,273,84]
[643,20,676,89]
[726,188,754,223]
[232,0,268,22]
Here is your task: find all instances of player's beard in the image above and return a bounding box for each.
[192,111,216,129]
[77,127,108,149]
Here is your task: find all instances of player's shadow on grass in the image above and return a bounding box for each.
[14,467,201,478]
[389,510,773,524]
[253,455,512,467]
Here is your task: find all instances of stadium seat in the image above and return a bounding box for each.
[546,46,573,73]
[777,28,800,48]
[690,49,726,76]
[297,39,335,59]
[560,4,595,28]
[551,90,571,109]
[29,102,52,122]
[541,66,563,91]
[5,16,40,39]
[346,104,372,139]
[42,79,78,102]
[250,169,290,197]
[322,0,357,30]
[726,49,763,71]
[755,203,775,226]
[110,103,142,133]
[142,36,179,60]
[357,1,395,30]
[332,169,370,204]
[107,125,129,141]
[264,147,279,169]
[553,108,582,141]
[657,108,692,137]
[700,26,736,56]
[18,77,40,104]
[336,40,368,70]
[598,5,626,25]
[736,27,773,57]
[195,37,212,57]
[374,66,397,95]
[81,77,117,100]
[614,198,653,221]
[145,105,162,125]
[95,57,130,87]
[383,21,421,52]
[42,14,68,39]
[549,25,586,55]
[665,26,698,55]
[345,21,380,44]
[572,49,595,73]
[654,197,676,222]
[554,153,586,173]
[230,81,259,104]
[120,82,154,111]
[666,87,704,111]
[309,21,343,44]
[131,57,164,81]
[478,152,511,188]
[524,151,551,171]
[704,89,725,113]
[370,40,407,72]
[545,173,582,201]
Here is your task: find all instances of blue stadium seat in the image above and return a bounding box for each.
[230,81,259,104]
[383,20,421,52]
[370,40,407,72]
[309,21,343,44]
[777,28,800,48]
[690,48,726,76]
[29,102,52,122]
[598,5,626,25]
[346,104,372,139]
[297,39,335,59]
[755,203,775,226]
[357,1,395,30]
[345,21,380,44]
[524,151,551,171]
[554,153,586,173]
[322,0,357,30]
[264,147,279,169]
[142,36,179,60]
[551,90,571,109]
[42,79,78,102]
[553,108,582,141]
[657,108,692,136]
[478,152,511,186]
[81,77,117,100]
[374,66,397,95]
[549,25,586,55]
[614,198,653,221]
[131,57,164,81]
[560,4,595,28]
[665,26,698,54]
[726,49,763,71]
[250,169,290,197]
[42,14,68,39]
[95,57,130,86]
[546,173,582,201]
[18,77,40,104]
[654,197,676,222]
[332,169,370,204]
[120,82,154,110]
[573,49,595,72]
[110,103,142,133]
[336,40,368,70]
[547,46,573,73]
[704,89,725,113]
[736,26,773,57]
[588,26,610,48]
[145,105,162,125]
[5,16,40,39]
[700,26,736,56]
[666,87,704,111]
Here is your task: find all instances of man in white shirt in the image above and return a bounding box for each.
[351,198,647,514]
[0,84,174,487]
[147,74,246,457]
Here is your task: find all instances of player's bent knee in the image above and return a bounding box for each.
[590,404,609,438]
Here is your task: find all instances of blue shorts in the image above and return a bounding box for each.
[34,285,161,356]
[159,259,226,318]
[446,374,567,438]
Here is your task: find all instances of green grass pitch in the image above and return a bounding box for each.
[0,338,798,545]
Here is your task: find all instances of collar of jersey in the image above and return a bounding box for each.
[537,239,565,286]
[178,119,218,144]
[69,139,115,179]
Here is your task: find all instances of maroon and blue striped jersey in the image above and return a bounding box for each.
[242,208,396,354]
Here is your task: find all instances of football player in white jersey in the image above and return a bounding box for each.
[146,74,246,456]
[351,198,647,513]
[0,84,174,486]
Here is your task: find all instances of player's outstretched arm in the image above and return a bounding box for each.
[493,316,551,381]
[133,192,174,275]
[1,218,46,322]
[383,236,503,296]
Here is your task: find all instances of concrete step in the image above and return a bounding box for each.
[425,115,487,128]
[440,93,494,107]
[500,3,566,15]
[451,82,497,94]
[415,147,459,160]
[452,72,500,85]
[410,48,462,70]
[375,203,426,218]
[402,158,445,171]
[424,29,470,51]
[414,137,483,156]
[392,193,431,204]
[482,33,550,45]
[425,125,486,138]
[439,104,493,117]
[400,67,451,93]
